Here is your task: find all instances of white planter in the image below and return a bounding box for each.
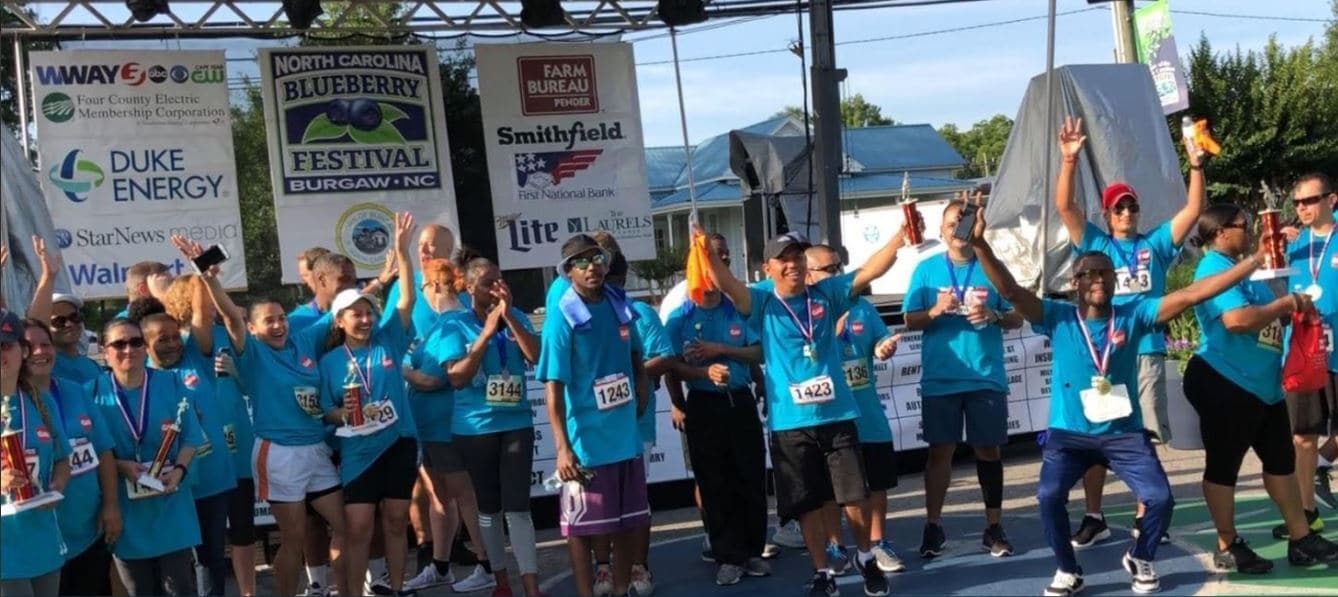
[1166,362,1203,451]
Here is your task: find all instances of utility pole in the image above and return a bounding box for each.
[1110,0,1138,63]
[808,0,846,249]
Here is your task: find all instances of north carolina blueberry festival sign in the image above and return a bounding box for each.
[476,43,654,270]
[258,47,459,282]
[30,50,246,299]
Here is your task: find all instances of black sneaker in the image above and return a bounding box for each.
[1213,536,1273,574]
[919,522,947,559]
[806,570,838,597]
[1070,514,1110,550]
[981,524,1014,557]
[1288,531,1338,566]
[858,555,889,597]
[1042,569,1084,596]
[1316,467,1336,511]
[1131,517,1171,545]
[1271,508,1323,540]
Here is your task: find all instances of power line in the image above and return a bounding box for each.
[1169,10,1330,24]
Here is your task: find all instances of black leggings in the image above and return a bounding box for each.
[453,427,535,513]
[1183,356,1295,486]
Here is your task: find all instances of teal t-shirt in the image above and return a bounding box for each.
[238,318,332,447]
[1286,227,1337,372]
[0,389,71,580]
[902,254,1010,397]
[156,344,237,500]
[664,297,758,393]
[1074,221,1179,355]
[1194,250,1285,404]
[436,307,535,437]
[632,300,674,445]
[404,312,462,443]
[841,298,894,443]
[51,378,116,559]
[53,352,102,384]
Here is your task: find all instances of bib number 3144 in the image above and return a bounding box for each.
[594,373,632,411]
[789,375,835,405]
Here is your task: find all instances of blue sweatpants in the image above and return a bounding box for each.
[1037,429,1174,574]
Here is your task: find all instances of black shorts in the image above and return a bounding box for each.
[421,441,467,473]
[228,478,257,545]
[1285,371,1337,437]
[1184,356,1295,486]
[769,420,867,520]
[303,484,344,518]
[343,438,419,504]
[860,442,898,493]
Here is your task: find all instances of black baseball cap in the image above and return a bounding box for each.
[763,231,811,261]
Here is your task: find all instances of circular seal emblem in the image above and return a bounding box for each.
[40,92,75,124]
[54,228,73,249]
[170,65,190,83]
[147,65,169,84]
[863,224,881,244]
[335,203,395,270]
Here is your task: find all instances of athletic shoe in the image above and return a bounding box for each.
[772,520,805,549]
[761,543,781,559]
[700,537,715,563]
[981,524,1014,557]
[630,564,654,596]
[301,582,331,597]
[592,565,613,597]
[1070,514,1110,549]
[1131,517,1171,545]
[1316,466,1336,511]
[826,543,851,576]
[404,565,455,591]
[1213,536,1273,574]
[452,565,496,593]
[918,523,946,559]
[715,563,743,586]
[744,557,772,577]
[871,539,906,573]
[806,570,837,597]
[1121,552,1161,594]
[1042,569,1084,597]
[1271,508,1324,539]
[366,572,393,596]
[857,555,889,597]
[1287,531,1338,566]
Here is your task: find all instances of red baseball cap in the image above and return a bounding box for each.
[1101,183,1138,211]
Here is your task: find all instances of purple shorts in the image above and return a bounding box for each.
[558,457,650,538]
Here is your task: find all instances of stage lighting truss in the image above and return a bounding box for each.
[2,0,755,38]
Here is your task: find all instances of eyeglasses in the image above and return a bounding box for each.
[1112,200,1140,215]
[50,313,83,328]
[568,252,609,271]
[1075,268,1114,281]
[814,263,843,275]
[106,337,147,351]
[1294,193,1331,207]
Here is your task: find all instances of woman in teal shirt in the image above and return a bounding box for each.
[1184,204,1338,573]
[0,310,72,597]
[89,318,205,596]
[21,319,121,597]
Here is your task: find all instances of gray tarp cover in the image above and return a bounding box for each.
[985,64,1187,295]
[1,130,70,313]
[728,129,818,239]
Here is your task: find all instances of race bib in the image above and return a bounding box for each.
[788,375,836,405]
[842,359,871,391]
[23,449,38,480]
[196,439,213,458]
[223,424,237,453]
[593,373,633,411]
[1323,323,1334,354]
[484,374,524,407]
[1080,383,1134,423]
[1257,319,1284,351]
[1114,268,1152,295]
[360,401,400,434]
[294,386,322,417]
[69,439,99,476]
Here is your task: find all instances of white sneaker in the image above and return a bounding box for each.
[772,520,804,549]
[631,564,654,596]
[365,572,393,596]
[404,565,455,591]
[1043,569,1084,596]
[301,583,331,597]
[1122,552,1161,594]
[592,565,614,597]
[451,564,496,593]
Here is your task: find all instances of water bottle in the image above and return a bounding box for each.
[1180,116,1200,160]
[543,472,565,493]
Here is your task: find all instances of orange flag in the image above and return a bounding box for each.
[685,231,712,306]
[1193,119,1221,156]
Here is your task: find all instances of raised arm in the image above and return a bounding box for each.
[173,235,246,352]
[25,235,58,323]
[1169,134,1207,246]
[1056,116,1089,247]
[391,212,417,332]
[1154,238,1270,325]
[968,193,1043,325]
[694,224,751,314]
[851,224,909,297]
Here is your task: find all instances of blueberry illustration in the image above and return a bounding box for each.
[348,99,383,131]
[326,99,351,125]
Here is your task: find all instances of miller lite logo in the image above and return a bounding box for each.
[300,356,315,369]
[79,414,93,432]
[810,302,826,320]
[619,325,630,342]
[35,426,51,442]
[729,324,743,339]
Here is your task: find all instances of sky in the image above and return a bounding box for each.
[28,0,1334,147]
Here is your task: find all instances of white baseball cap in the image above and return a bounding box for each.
[52,293,83,309]
[330,289,379,317]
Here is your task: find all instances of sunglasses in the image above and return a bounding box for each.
[568,252,609,271]
[1111,200,1140,215]
[1075,268,1114,281]
[814,263,843,275]
[106,337,147,351]
[50,313,83,328]
[1294,193,1331,207]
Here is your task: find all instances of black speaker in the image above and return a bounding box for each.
[520,0,568,29]
[125,0,169,22]
[658,0,707,27]
[283,0,325,30]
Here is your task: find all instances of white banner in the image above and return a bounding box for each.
[257,47,459,282]
[30,50,246,299]
[475,43,654,270]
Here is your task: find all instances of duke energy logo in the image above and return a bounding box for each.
[48,150,105,202]
[336,203,395,269]
[268,49,443,195]
[41,92,75,123]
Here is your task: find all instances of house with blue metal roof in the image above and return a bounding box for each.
[639,114,975,285]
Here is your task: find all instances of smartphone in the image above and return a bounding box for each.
[952,203,979,242]
[192,244,229,272]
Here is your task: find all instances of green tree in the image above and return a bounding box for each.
[938,114,1014,179]
[779,93,894,128]
[0,8,53,132]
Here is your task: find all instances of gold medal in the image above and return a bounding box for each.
[1094,377,1112,395]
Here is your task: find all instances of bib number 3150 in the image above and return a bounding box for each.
[594,373,633,411]
[789,375,835,405]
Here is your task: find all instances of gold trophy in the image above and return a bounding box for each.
[136,397,188,493]
[1,395,65,515]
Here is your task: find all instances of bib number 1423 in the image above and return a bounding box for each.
[789,375,835,405]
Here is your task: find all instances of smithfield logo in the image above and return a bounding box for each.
[54,229,73,249]
[40,92,75,123]
[335,203,394,269]
[34,63,147,86]
[515,150,602,198]
[48,150,106,203]
[517,55,599,116]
